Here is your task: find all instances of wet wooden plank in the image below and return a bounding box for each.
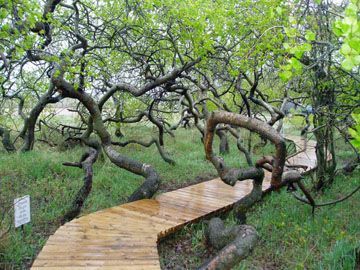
[32,136,318,270]
[33,259,161,267]
[32,267,160,270]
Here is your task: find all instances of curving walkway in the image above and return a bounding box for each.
[31,136,318,269]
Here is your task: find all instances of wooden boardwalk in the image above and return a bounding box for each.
[31,136,319,269]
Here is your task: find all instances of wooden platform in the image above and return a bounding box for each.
[31,136,319,269]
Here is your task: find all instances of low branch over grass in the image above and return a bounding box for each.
[205,111,286,188]
[202,111,311,269]
[62,145,99,223]
[112,138,175,165]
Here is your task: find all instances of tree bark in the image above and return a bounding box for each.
[199,218,258,270]
[20,85,62,152]
[216,129,230,155]
[53,75,161,202]
[62,144,99,223]
[112,96,124,138]
[205,111,286,188]
[313,75,337,190]
[0,127,16,153]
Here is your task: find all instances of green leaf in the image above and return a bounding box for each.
[269,9,274,18]
[285,27,298,38]
[290,57,302,71]
[337,21,351,35]
[349,114,360,150]
[279,70,292,81]
[305,30,316,41]
[353,55,360,65]
[333,26,343,37]
[0,8,7,19]
[302,43,312,52]
[206,100,217,112]
[294,51,304,58]
[348,38,360,53]
[340,43,352,55]
[341,58,355,70]
[345,3,358,17]
[283,64,292,71]
[2,23,10,32]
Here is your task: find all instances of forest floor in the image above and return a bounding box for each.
[0,117,359,269]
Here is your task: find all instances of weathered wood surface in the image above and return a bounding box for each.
[32,136,320,269]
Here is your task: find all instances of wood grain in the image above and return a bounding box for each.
[32,136,318,269]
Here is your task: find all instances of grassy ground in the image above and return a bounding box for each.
[0,119,359,269]
[158,171,359,270]
[0,125,273,269]
[158,121,360,270]
[237,173,360,270]
[236,134,360,270]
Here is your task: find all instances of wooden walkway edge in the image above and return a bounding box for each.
[31,136,319,269]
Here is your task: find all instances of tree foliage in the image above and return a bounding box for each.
[0,0,359,267]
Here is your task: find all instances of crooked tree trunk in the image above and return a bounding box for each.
[202,170,304,270]
[113,96,124,138]
[313,121,336,190]
[202,111,310,269]
[62,144,99,223]
[0,127,16,153]
[203,110,279,244]
[53,76,160,202]
[216,129,230,155]
[205,111,286,188]
[199,218,258,270]
[312,68,337,190]
[20,85,61,152]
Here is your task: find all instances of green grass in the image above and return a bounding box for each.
[158,128,360,270]
[158,171,359,270]
[1,125,359,269]
[0,127,273,269]
[235,172,359,270]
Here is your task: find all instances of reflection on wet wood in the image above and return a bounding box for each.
[32,136,318,269]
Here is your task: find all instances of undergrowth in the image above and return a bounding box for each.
[0,127,271,269]
[0,124,359,269]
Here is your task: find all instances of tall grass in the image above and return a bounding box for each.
[1,124,358,269]
[0,126,272,268]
